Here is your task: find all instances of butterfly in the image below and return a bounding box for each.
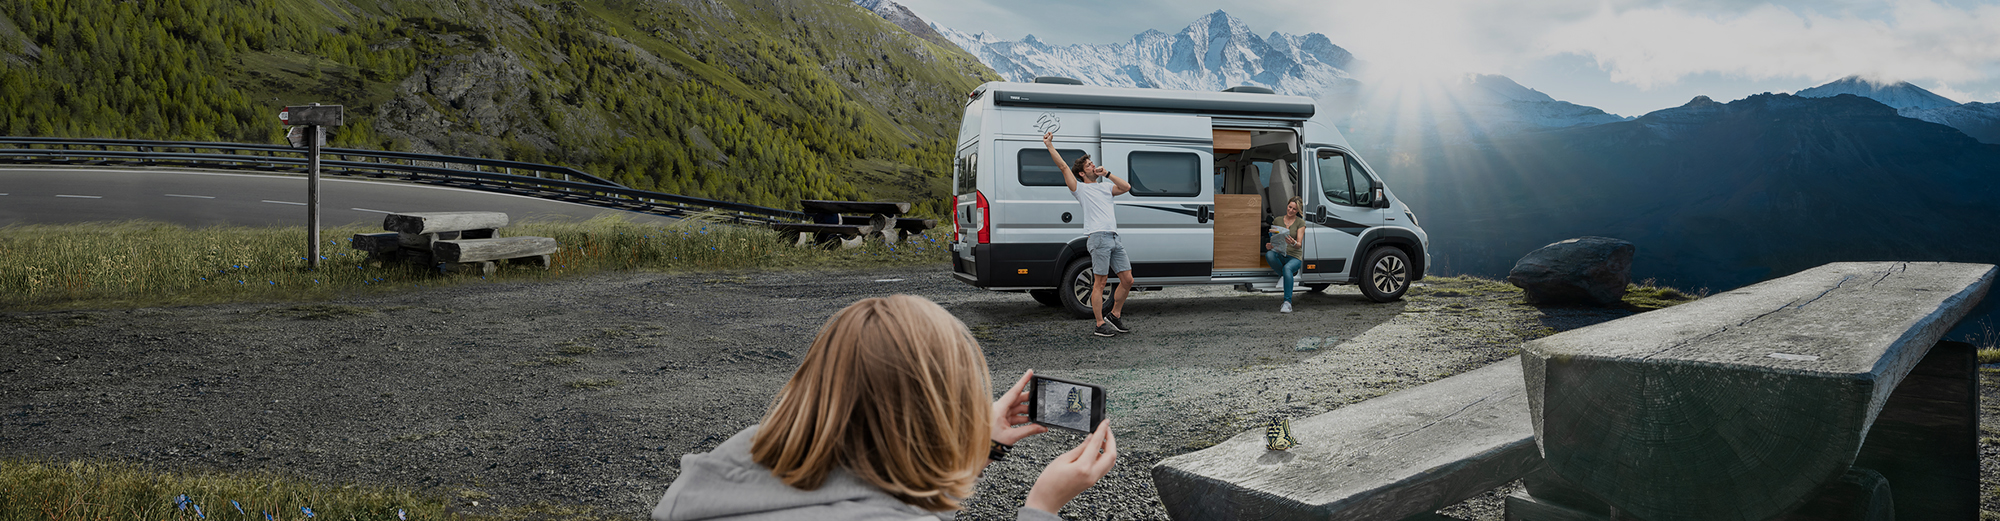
[1265,417,1300,451]
[1065,387,1086,414]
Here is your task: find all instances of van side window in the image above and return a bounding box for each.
[1019,148,1088,187]
[954,152,979,195]
[1126,151,1200,197]
[1318,152,1356,206]
[1347,157,1376,206]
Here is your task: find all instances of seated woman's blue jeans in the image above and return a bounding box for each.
[1264,250,1303,302]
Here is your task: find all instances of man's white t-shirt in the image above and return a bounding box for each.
[1073,180,1117,234]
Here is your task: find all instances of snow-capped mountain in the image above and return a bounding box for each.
[1900,103,2000,144]
[914,8,1359,96]
[851,1,1627,142]
[1793,75,2000,144]
[851,0,956,49]
[1795,76,1960,110]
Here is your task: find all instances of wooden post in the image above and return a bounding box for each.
[307,124,320,269]
[284,103,343,269]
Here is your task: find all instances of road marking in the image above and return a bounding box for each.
[261,200,306,206]
[351,208,395,214]
[56,194,102,199]
[164,194,216,199]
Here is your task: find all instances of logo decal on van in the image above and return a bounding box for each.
[1035,113,1062,134]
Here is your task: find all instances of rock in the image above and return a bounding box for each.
[1507,236,1634,305]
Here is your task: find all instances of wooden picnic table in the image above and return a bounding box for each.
[782,200,935,247]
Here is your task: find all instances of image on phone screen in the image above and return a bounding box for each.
[1032,377,1101,433]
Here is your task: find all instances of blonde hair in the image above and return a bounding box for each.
[751,295,991,511]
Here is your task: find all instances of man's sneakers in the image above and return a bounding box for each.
[1093,322,1119,337]
[1106,314,1131,333]
[1280,301,1293,313]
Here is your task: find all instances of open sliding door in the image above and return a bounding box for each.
[1098,113,1214,282]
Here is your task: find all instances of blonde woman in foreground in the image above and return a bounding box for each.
[650,295,1117,520]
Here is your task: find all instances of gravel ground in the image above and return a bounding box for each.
[2,265,1993,519]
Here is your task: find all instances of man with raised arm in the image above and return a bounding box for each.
[1044,131,1134,337]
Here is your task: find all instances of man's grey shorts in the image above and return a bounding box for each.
[1086,231,1131,276]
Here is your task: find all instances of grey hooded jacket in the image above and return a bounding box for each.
[651,426,1064,521]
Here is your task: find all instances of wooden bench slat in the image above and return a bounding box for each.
[769,223,870,237]
[1152,357,1539,520]
[383,211,509,234]
[1522,261,1995,521]
[432,237,558,263]
[351,232,399,253]
[799,200,910,215]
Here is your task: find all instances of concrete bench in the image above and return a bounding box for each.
[352,211,556,272]
[1152,357,1542,521]
[1514,261,1992,521]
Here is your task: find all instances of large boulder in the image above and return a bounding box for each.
[1507,237,1635,305]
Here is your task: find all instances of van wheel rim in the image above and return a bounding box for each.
[1372,256,1407,294]
[1071,269,1113,307]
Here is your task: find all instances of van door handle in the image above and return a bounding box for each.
[1197,205,1211,224]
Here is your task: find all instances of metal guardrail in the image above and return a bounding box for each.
[0,137,811,224]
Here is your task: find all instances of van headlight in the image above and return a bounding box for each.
[1404,210,1419,227]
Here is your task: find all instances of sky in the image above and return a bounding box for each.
[892,0,2000,117]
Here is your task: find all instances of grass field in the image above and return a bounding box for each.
[0,215,950,311]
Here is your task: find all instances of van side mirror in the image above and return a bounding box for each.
[1372,188,1389,209]
[1314,205,1327,223]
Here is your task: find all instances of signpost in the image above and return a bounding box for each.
[281,104,343,269]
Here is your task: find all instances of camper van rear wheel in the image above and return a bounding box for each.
[1029,289,1062,307]
[1058,258,1113,319]
[1360,247,1410,302]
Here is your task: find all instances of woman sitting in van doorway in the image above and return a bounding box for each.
[649,295,1118,520]
[1043,131,1135,337]
[1264,197,1306,313]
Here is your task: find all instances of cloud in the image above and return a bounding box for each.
[1535,0,2000,88]
[1287,0,1999,89]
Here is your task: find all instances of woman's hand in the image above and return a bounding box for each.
[993,370,1047,446]
[1026,420,1117,514]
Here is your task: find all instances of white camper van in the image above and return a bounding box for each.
[950,78,1430,318]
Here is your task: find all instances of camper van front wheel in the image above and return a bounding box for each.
[1058,258,1114,319]
[1360,247,1411,302]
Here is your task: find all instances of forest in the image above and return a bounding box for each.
[0,0,995,215]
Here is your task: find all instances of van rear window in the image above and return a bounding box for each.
[954,152,979,195]
[1019,148,1089,187]
[1126,151,1200,197]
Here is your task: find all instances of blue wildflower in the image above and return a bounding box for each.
[175,495,190,510]
[302,506,315,518]
[232,501,244,514]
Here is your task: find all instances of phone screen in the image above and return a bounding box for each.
[1029,376,1106,434]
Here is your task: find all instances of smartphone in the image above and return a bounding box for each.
[1028,375,1107,434]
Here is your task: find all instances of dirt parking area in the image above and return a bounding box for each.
[3,266,1994,519]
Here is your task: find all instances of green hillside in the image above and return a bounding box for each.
[0,0,997,215]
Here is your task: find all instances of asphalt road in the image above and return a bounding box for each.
[0,167,672,227]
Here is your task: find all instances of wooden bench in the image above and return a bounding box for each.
[1151,262,1993,521]
[791,200,934,246]
[1152,357,1541,521]
[352,211,557,274]
[1513,261,1992,521]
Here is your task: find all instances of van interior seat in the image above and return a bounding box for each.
[1265,158,1294,222]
